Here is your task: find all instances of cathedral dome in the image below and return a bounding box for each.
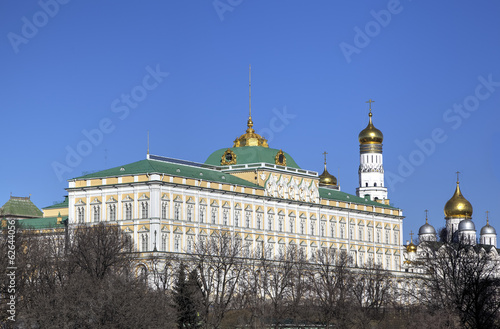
[419,221,436,235]
[406,242,417,253]
[480,221,497,235]
[358,111,383,144]
[458,219,475,231]
[444,181,473,219]
[319,167,337,186]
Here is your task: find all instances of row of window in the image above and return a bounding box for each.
[76,202,398,244]
[135,232,400,270]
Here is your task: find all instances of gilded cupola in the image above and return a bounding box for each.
[358,108,384,145]
[444,175,473,219]
[319,151,337,186]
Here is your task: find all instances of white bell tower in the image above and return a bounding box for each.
[356,100,388,202]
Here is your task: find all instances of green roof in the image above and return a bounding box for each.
[205,146,301,169]
[73,159,261,188]
[0,197,43,218]
[319,188,399,210]
[43,196,69,210]
[17,216,66,229]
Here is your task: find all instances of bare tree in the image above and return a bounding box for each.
[420,241,500,329]
[191,231,244,329]
[351,262,393,328]
[310,248,355,329]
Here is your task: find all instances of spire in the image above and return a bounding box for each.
[233,66,268,148]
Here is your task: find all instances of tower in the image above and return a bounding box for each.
[480,211,497,247]
[444,172,473,243]
[418,210,437,243]
[356,100,388,202]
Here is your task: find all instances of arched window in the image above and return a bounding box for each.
[141,202,148,219]
[77,207,85,223]
[93,205,100,222]
[108,204,116,221]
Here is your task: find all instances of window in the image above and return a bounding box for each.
[93,205,100,222]
[368,253,374,264]
[330,223,335,237]
[199,206,205,223]
[340,224,345,239]
[256,213,262,229]
[161,234,168,251]
[395,256,400,269]
[290,219,295,233]
[310,221,315,236]
[268,215,273,231]
[386,256,391,270]
[211,207,217,224]
[141,234,148,252]
[174,203,181,220]
[368,229,372,242]
[235,211,240,227]
[374,182,377,187]
[349,224,354,240]
[300,219,305,235]
[359,252,364,266]
[358,228,363,241]
[108,204,116,221]
[187,237,193,253]
[278,215,284,232]
[376,229,381,243]
[174,235,180,252]
[187,204,193,221]
[377,254,382,265]
[77,207,85,223]
[393,232,398,245]
[141,202,148,219]
[161,202,168,219]
[321,223,325,237]
[223,209,229,226]
[247,212,252,228]
[385,230,390,244]
[124,203,132,220]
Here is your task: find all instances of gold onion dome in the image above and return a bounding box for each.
[406,242,417,253]
[444,181,473,219]
[358,111,383,144]
[319,166,337,186]
[233,116,269,147]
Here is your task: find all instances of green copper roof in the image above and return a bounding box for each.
[0,197,43,218]
[43,196,69,210]
[319,188,398,210]
[205,146,301,169]
[73,159,261,189]
[16,216,66,229]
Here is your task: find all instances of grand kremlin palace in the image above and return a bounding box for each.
[4,102,408,272]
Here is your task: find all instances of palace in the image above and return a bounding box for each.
[2,97,405,271]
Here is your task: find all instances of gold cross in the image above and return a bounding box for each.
[456,171,460,183]
[366,99,375,112]
[409,231,414,243]
[425,209,429,222]
[486,210,490,223]
[323,151,328,165]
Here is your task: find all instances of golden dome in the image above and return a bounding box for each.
[319,166,337,186]
[358,111,383,144]
[233,116,269,147]
[444,181,473,219]
[406,242,417,253]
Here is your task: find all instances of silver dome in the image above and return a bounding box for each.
[458,219,475,231]
[419,223,436,235]
[480,224,497,235]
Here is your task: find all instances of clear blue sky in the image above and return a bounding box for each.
[2,1,499,242]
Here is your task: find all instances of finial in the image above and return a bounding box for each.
[366,99,375,116]
[425,209,429,223]
[249,65,252,119]
[147,131,150,155]
[456,171,460,184]
[409,231,414,243]
[486,210,490,225]
[323,151,328,166]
